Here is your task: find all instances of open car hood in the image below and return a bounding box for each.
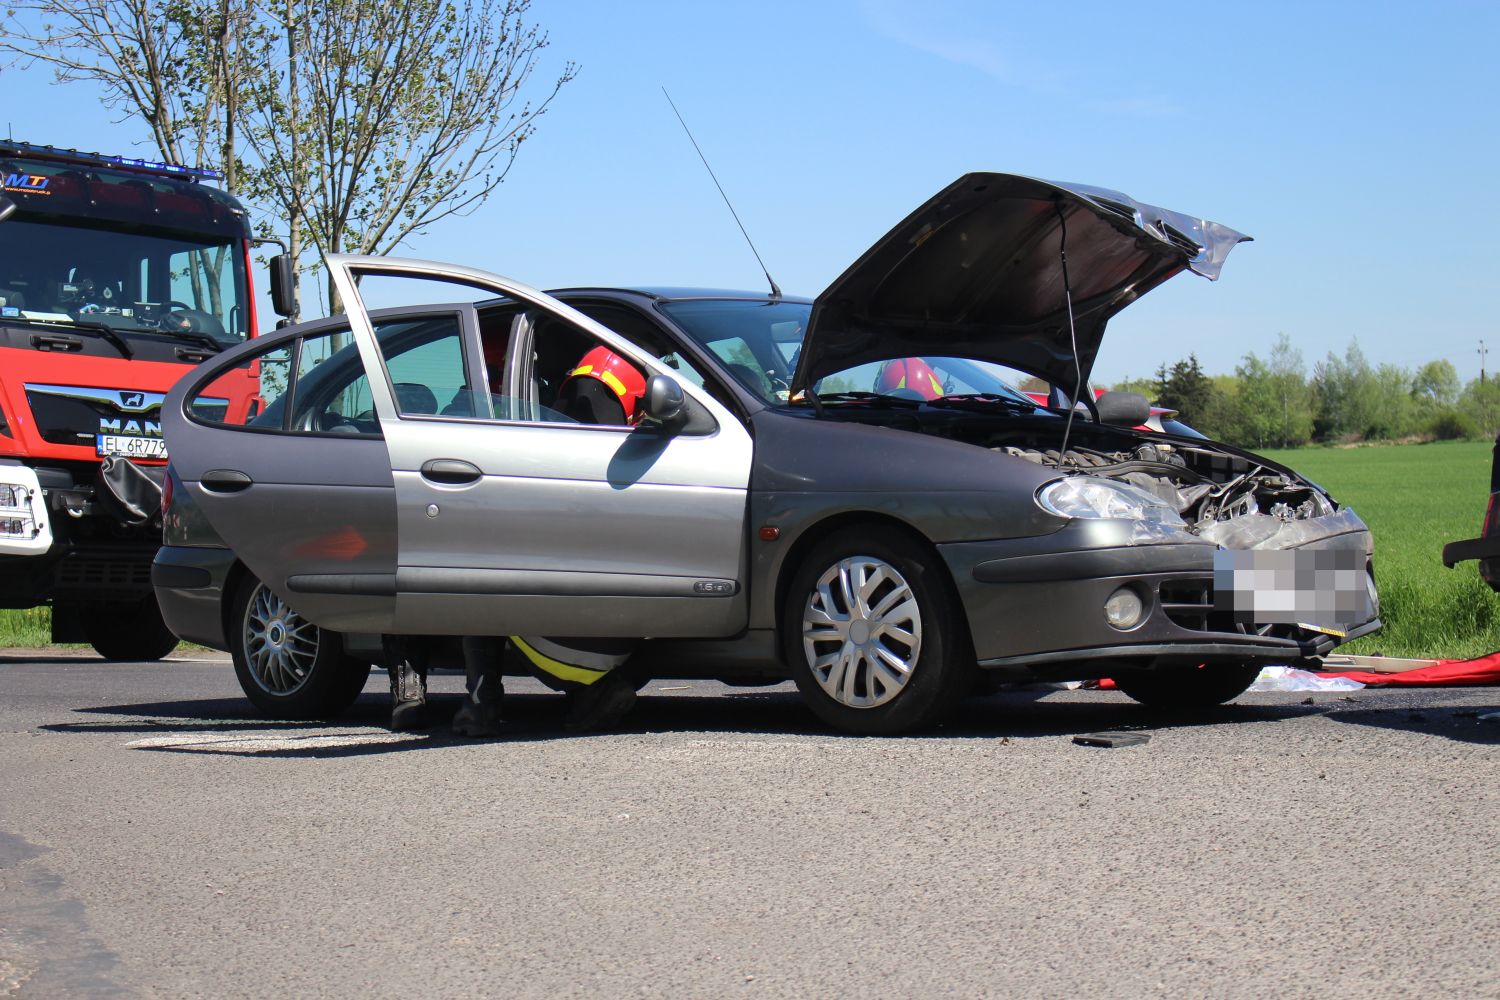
[791,173,1249,397]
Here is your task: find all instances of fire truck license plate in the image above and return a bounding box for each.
[96,435,167,459]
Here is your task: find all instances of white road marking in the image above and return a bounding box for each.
[125,731,426,752]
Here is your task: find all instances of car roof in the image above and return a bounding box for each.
[548,286,814,305]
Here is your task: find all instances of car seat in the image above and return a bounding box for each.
[393,382,439,415]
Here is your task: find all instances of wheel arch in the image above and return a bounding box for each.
[771,510,968,664]
[221,557,255,646]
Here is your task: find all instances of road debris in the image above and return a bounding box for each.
[1250,666,1364,692]
[1073,732,1150,749]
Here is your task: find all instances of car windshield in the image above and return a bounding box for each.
[658,298,1039,407]
[0,218,249,346]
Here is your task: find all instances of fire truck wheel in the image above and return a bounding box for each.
[85,596,181,662]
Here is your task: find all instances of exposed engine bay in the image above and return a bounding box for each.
[829,404,1362,550]
[995,438,1349,549]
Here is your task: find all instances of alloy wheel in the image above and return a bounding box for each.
[242,584,321,695]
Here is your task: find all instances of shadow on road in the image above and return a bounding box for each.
[33,686,1356,759]
[1321,703,1500,745]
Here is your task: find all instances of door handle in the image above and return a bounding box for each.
[200,469,254,493]
[419,459,482,486]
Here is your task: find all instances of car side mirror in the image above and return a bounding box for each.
[1095,390,1151,426]
[639,374,688,432]
[268,254,295,318]
[0,195,16,224]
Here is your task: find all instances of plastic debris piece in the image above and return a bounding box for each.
[1073,731,1150,748]
[1249,666,1365,692]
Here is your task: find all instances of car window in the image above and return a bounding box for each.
[367,312,484,419]
[188,339,295,428]
[190,326,384,437]
[563,301,708,390]
[658,299,807,404]
[523,309,646,427]
[188,315,476,436]
[286,328,379,435]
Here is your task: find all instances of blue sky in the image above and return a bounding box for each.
[3,0,1497,384]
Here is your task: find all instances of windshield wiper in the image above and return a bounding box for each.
[928,392,1038,411]
[154,328,225,352]
[70,318,137,358]
[814,391,922,408]
[11,315,134,358]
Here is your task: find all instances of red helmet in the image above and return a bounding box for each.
[561,346,647,424]
[875,357,945,400]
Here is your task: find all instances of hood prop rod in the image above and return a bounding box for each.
[1056,200,1083,462]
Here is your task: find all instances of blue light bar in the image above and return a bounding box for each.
[0,140,222,182]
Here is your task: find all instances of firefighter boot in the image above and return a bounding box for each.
[384,637,429,731]
[452,636,506,738]
[563,671,638,733]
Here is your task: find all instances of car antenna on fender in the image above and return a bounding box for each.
[662,87,782,301]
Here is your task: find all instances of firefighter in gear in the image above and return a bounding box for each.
[875,357,946,400]
[452,636,507,737]
[555,345,648,425]
[444,342,647,734]
[511,637,639,731]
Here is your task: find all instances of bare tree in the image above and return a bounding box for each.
[241,0,576,315]
[2,0,575,320]
[0,0,260,315]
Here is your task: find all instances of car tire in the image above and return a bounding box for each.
[85,595,181,662]
[1113,661,1262,709]
[783,527,973,735]
[229,574,365,719]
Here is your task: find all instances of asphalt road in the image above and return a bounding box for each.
[1,651,1497,1000]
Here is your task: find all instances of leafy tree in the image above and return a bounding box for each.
[1367,363,1416,440]
[1461,377,1500,438]
[1227,333,1313,448]
[1153,354,1218,428]
[1108,376,1158,398]
[1412,360,1460,407]
[1312,340,1381,441]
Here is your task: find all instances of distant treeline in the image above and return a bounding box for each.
[1110,335,1492,448]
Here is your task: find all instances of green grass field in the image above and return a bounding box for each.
[0,605,60,648]
[3,441,1495,660]
[1261,439,1498,660]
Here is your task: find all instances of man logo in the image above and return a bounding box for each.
[121,392,146,409]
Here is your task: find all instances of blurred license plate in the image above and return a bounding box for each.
[97,435,166,459]
[1213,548,1371,630]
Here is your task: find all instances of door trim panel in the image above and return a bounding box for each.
[396,566,738,598]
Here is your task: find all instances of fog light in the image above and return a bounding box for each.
[0,484,24,509]
[1104,587,1144,629]
[0,516,29,537]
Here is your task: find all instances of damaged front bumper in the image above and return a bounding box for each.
[940,512,1379,677]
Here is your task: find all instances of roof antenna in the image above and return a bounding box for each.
[1055,200,1084,463]
[663,87,781,300]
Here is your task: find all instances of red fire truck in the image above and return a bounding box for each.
[0,141,261,659]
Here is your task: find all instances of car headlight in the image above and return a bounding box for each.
[1036,476,1186,527]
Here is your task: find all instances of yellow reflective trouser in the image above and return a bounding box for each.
[510,636,633,687]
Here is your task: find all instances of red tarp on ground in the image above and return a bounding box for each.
[1316,652,1500,687]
